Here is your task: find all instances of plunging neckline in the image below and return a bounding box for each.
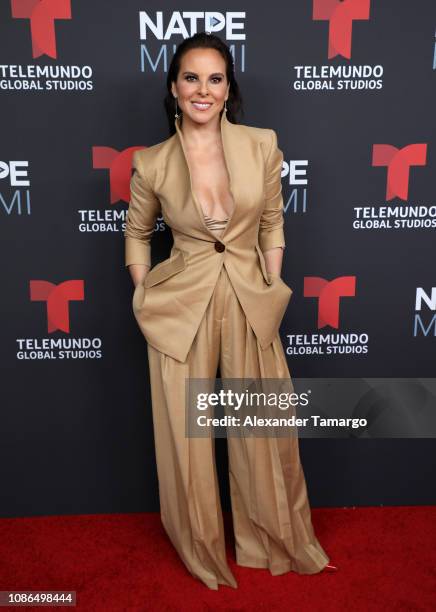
[203,211,230,222]
[174,111,236,240]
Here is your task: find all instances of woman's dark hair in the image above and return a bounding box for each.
[164,32,244,135]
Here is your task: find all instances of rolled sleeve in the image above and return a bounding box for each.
[124,150,161,268]
[258,129,286,253]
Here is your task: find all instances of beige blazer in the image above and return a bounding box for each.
[124,110,293,362]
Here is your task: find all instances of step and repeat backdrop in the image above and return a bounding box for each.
[1,1,435,517]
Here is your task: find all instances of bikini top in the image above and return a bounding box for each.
[202,209,285,249]
[202,211,229,231]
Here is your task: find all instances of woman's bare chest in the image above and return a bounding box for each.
[184,146,235,221]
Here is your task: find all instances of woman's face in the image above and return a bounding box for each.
[171,48,230,126]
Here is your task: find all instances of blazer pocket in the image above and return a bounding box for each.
[255,244,273,285]
[143,249,186,288]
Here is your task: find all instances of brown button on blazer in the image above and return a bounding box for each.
[125,110,293,363]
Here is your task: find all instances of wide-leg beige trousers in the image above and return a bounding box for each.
[147,264,330,590]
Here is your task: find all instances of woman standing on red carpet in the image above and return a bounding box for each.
[125,32,336,589]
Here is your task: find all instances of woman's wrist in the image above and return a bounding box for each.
[129,263,150,287]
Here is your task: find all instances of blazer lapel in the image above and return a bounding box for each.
[174,110,237,241]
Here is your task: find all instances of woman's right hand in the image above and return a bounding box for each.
[128,263,150,288]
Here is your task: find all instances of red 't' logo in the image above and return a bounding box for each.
[313,0,371,59]
[30,280,84,333]
[372,144,427,201]
[11,0,72,59]
[304,276,356,328]
[92,147,145,204]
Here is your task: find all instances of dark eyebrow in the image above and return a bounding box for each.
[182,71,225,77]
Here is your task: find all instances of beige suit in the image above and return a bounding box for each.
[125,110,293,363]
[124,110,330,590]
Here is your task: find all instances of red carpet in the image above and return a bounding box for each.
[1,506,435,611]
